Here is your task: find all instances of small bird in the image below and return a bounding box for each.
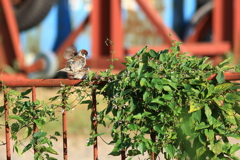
[58,46,88,73]
[58,46,90,79]
[71,66,90,79]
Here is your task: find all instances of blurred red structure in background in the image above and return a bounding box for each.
[0,0,240,80]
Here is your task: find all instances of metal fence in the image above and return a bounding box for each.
[1,74,240,160]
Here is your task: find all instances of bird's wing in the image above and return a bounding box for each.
[57,68,73,74]
[64,46,77,59]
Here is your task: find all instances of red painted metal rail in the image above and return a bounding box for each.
[1,73,240,160]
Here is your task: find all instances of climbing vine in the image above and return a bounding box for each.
[93,41,240,160]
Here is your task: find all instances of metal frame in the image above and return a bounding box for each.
[1,72,240,160]
[0,0,240,77]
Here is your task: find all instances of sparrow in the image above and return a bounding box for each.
[58,46,88,73]
[68,66,90,80]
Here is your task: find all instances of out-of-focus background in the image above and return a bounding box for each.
[0,0,239,79]
[1,0,240,159]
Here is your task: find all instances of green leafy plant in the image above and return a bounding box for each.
[0,87,60,160]
[94,41,240,159]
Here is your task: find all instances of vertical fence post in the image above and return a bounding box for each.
[4,87,11,160]
[92,88,98,160]
[62,92,68,160]
[150,129,157,160]
[31,87,38,154]
[121,149,126,160]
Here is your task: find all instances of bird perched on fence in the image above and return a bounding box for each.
[69,66,90,79]
[58,46,90,79]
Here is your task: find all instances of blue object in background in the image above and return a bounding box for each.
[53,0,71,51]
[163,0,196,39]
[20,0,196,60]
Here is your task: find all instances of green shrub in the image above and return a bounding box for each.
[95,41,240,160]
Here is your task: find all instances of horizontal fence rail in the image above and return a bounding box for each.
[1,73,240,160]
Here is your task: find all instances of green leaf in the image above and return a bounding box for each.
[137,46,148,56]
[46,157,58,160]
[225,93,240,103]
[33,131,47,138]
[23,127,32,139]
[159,53,166,62]
[138,63,144,76]
[163,85,171,91]
[212,141,222,155]
[108,151,121,156]
[220,66,234,71]
[204,104,214,125]
[151,98,164,105]
[189,101,203,113]
[235,63,240,72]
[49,95,59,101]
[214,83,233,93]
[198,134,207,145]
[128,124,139,131]
[149,49,157,58]
[220,103,233,115]
[33,99,40,105]
[139,142,146,155]
[230,144,240,154]
[148,104,158,110]
[153,124,161,133]
[142,112,151,117]
[218,57,231,68]
[165,144,175,158]
[195,122,210,130]
[9,89,21,96]
[142,52,149,63]
[44,147,58,155]
[204,129,214,143]
[21,88,32,96]
[127,150,141,156]
[133,113,142,119]
[125,56,132,63]
[196,146,206,158]
[162,94,172,100]
[216,71,225,84]
[14,144,22,156]
[140,78,147,86]
[22,144,32,154]
[88,70,96,80]
[8,115,24,122]
[54,131,61,136]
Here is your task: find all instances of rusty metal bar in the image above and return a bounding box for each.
[233,0,240,64]
[126,42,231,56]
[135,0,190,54]
[92,88,98,160]
[136,0,180,44]
[0,79,107,87]
[121,149,126,160]
[31,87,38,154]
[32,87,37,133]
[4,88,11,160]
[110,0,124,60]
[0,72,240,88]
[62,92,68,160]
[150,129,156,160]
[24,60,45,74]
[208,72,240,81]
[0,0,24,70]
[213,0,224,42]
